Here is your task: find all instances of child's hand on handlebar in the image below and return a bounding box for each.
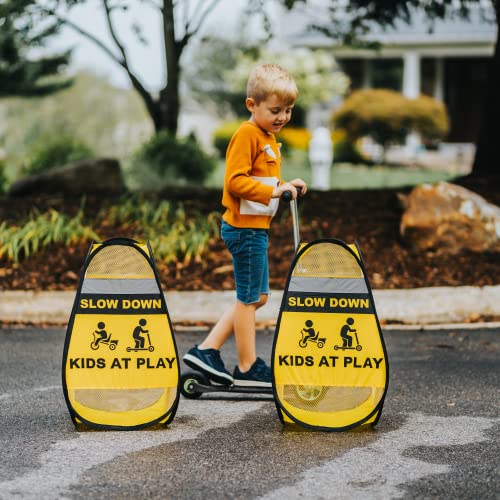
[272,182,299,199]
[289,178,307,196]
[272,179,307,200]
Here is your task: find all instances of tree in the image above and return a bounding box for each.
[28,0,223,135]
[21,0,332,136]
[0,4,71,97]
[183,35,251,118]
[282,0,499,177]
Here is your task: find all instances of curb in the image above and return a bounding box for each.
[0,285,499,327]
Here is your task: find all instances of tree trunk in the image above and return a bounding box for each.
[152,0,183,135]
[157,64,180,134]
[471,11,500,177]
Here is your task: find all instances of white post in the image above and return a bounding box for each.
[403,51,421,99]
[434,57,445,102]
[403,51,422,159]
[309,127,333,191]
[362,59,372,89]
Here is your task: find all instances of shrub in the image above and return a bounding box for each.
[25,136,95,175]
[332,89,449,159]
[102,195,220,264]
[127,131,217,190]
[408,95,449,142]
[333,89,410,148]
[0,208,99,262]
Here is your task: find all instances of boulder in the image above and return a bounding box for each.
[8,158,126,197]
[400,182,500,254]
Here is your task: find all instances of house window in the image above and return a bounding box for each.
[421,58,436,97]
[371,59,403,91]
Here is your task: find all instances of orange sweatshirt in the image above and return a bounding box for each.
[222,121,281,229]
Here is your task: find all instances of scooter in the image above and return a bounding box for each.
[334,331,362,351]
[180,370,273,399]
[179,369,325,401]
[127,333,155,352]
[90,333,118,351]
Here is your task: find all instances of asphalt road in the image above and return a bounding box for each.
[0,326,499,499]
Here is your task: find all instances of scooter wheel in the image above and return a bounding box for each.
[180,372,208,399]
[110,343,116,350]
[293,385,326,403]
[356,345,362,351]
[148,346,154,352]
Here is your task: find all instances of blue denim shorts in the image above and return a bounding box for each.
[221,220,270,304]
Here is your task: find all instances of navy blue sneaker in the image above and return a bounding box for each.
[183,345,233,386]
[233,357,271,388]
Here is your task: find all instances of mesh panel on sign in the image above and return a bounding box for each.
[74,388,175,412]
[280,385,383,413]
[293,243,363,278]
[86,246,154,277]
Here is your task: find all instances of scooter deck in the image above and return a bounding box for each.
[180,371,272,399]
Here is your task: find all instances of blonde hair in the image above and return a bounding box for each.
[246,63,299,104]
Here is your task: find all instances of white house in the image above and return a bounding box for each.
[275,2,497,162]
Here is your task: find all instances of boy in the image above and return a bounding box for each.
[183,64,307,387]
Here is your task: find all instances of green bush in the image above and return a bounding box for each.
[332,89,449,153]
[102,195,220,264]
[408,95,449,142]
[0,208,99,262]
[25,136,95,175]
[127,131,216,190]
[333,89,409,148]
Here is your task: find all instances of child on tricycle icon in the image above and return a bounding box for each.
[299,320,326,348]
[90,322,118,351]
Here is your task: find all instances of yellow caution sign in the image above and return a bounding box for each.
[62,238,180,430]
[272,239,388,431]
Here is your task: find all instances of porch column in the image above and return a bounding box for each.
[434,57,445,102]
[402,50,421,98]
[403,51,421,157]
[362,59,372,88]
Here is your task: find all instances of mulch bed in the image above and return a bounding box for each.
[0,176,498,292]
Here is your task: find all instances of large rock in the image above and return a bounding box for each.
[400,182,500,254]
[8,158,125,196]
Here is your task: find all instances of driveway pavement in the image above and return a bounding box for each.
[0,326,498,499]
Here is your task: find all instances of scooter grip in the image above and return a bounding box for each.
[281,186,302,203]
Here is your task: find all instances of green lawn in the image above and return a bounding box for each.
[205,150,457,190]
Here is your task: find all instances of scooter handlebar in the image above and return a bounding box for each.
[281,186,303,202]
